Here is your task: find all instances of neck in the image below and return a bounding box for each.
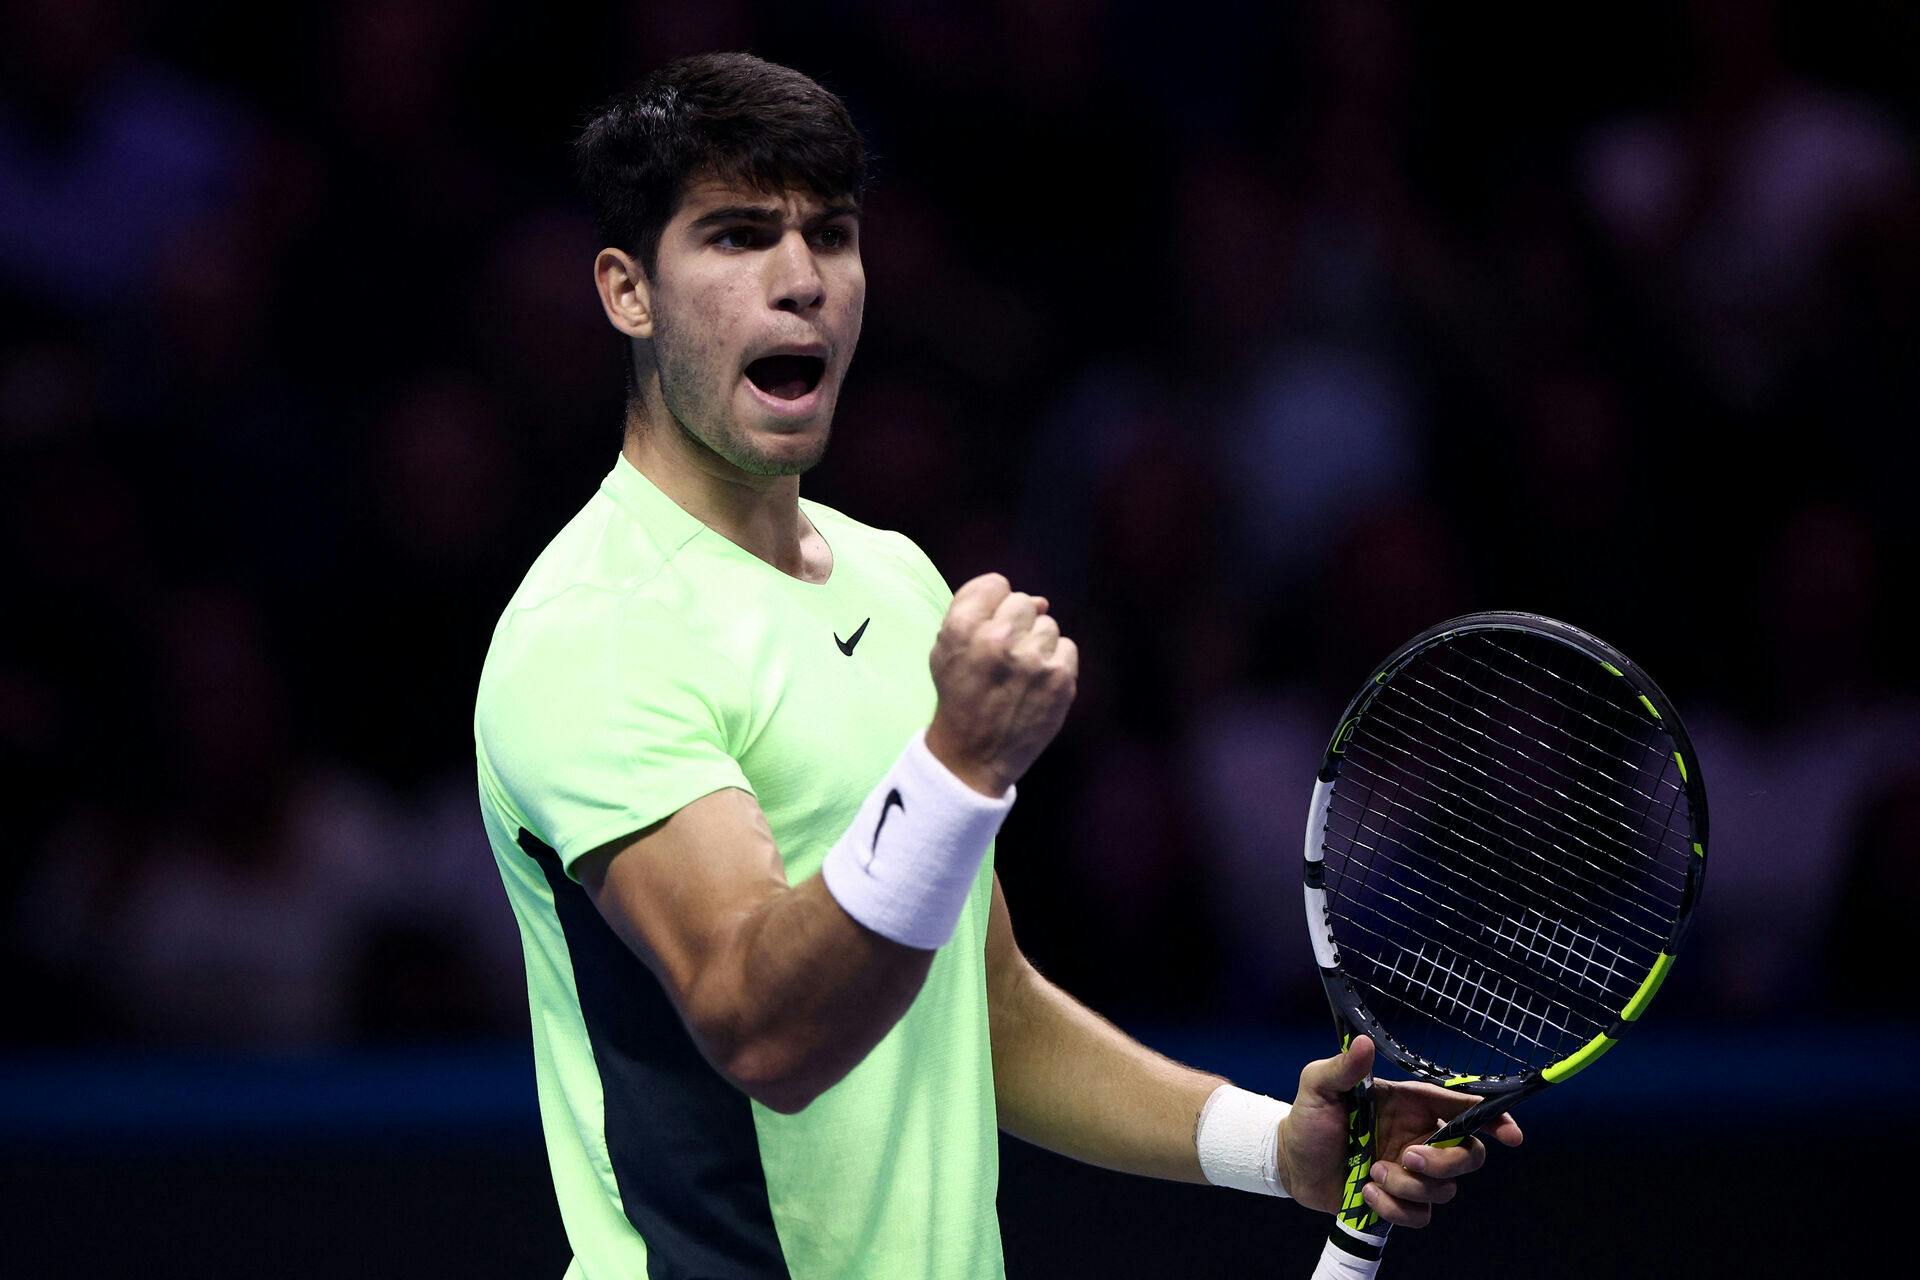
[621,396,826,583]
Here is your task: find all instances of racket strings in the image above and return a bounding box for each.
[1386,670,1693,870]
[1324,835,1623,1045]
[1450,636,1677,766]
[1332,912,1588,1071]
[1356,699,1690,917]
[1344,679,1689,932]
[1329,789,1653,986]
[1380,660,1696,880]
[1325,780,1665,972]
[1323,795,1625,1075]
[1318,631,1697,1080]
[1439,642,1694,864]
[1414,661,1684,839]
[1323,793,1638,1061]
[1325,779,1666,1021]
[1352,697,1690,920]
[1434,660,1667,801]
[1381,922,1595,1052]
[1350,704,1686,915]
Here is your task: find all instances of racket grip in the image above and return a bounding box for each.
[1311,1236,1385,1280]
[1317,1072,1392,1276]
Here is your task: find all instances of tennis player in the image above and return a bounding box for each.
[474,52,1521,1280]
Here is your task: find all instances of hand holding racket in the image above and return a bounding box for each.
[1278,1032,1521,1226]
[1299,612,1708,1277]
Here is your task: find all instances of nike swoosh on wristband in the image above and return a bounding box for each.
[835,618,870,655]
[866,788,904,867]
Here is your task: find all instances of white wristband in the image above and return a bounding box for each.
[820,728,1015,950]
[1196,1083,1293,1198]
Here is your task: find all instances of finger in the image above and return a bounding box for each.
[1393,1082,1524,1142]
[949,573,1010,625]
[989,590,1039,638]
[1369,1160,1458,1206]
[1389,1082,1525,1152]
[1014,613,1061,659]
[1359,1181,1432,1230]
[1485,1112,1524,1148]
[1399,1136,1485,1179]
[1300,1034,1375,1101]
[1392,1081,1489,1119]
[1052,636,1079,680]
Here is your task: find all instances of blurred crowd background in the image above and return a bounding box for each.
[4,0,1917,1062]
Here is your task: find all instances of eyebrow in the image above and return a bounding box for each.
[686,203,862,231]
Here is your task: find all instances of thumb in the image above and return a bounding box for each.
[1303,1034,1375,1100]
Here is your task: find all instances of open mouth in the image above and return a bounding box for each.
[744,354,826,402]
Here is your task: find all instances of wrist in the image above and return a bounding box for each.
[1196,1083,1293,1199]
[923,720,1012,798]
[820,729,1016,950]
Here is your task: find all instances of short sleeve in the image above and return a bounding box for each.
[891,532,954,611]
[476,589,753,875]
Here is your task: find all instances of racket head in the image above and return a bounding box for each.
[1303,611,1707,1097]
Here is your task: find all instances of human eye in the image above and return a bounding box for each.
[712,225,768,250]
[812,223,855,250]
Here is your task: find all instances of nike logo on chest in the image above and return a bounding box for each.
[835,617,870,655]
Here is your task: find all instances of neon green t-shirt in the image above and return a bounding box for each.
[474,454,1002,1280]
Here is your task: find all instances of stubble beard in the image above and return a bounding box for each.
[652,316,831,479]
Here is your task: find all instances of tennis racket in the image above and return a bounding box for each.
[1302,611,1707,1278]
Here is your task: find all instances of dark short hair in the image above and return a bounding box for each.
[574,52,868,277]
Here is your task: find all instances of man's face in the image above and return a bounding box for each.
[645,176,865,477]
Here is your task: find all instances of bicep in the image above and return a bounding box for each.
[576,786,790,1009]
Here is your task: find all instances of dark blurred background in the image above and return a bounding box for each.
[3,0,1916,1275]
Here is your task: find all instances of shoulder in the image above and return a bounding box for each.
[506,483,701,616]
[477,491,733,731]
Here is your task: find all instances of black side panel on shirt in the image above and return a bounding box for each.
[518,828,790,1280]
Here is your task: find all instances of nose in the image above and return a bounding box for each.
[768,230,825,314]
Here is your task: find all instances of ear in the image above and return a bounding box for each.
[594,247,655,341]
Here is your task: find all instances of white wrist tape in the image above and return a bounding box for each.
[1196,1083,1293,1198]
[820,729,1015,950]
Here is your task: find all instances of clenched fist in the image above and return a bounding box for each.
[924,573,1079,797]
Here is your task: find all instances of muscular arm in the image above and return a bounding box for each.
[985,874,1225,1182]
[575,575,1073,1119]
[577,785,932,1114]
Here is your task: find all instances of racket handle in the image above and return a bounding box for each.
[1311,1234,1386,1279]
[1317,1072,1392,1276]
